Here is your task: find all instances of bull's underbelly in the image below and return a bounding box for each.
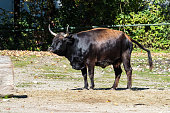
[95,60,113,68]
[95,58,121,68]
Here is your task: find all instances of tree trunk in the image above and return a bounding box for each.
[14,0,20,49]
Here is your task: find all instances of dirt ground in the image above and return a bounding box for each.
[0,89,169,113]
[0,51,169,113]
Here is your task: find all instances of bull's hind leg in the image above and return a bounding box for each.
[81,67,88,89]
[122,51,132,89]
[112,65,122,89]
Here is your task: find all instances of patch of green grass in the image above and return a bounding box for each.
[41,72,82,81]
[40,65,57,72]
[37,58,81,80]
[16,82,45,87]
[43,74,68,79]
[16,82,33,87]
[3,95,9,99]
[150,73,170,83]
[11,55,37,67]
[133,70,170,85]
[133,48,169,53]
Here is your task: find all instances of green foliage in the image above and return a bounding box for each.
[0,0,169,50]
[115,1,170,49]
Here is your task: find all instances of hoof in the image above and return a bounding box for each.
[111,86,117,90]
[89,88,94,90]
[82,88,89,90]
[110,87,117,90]
[126,88,132,91]
[89,86,94,90]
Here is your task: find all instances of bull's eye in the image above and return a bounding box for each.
[74,57,82,61]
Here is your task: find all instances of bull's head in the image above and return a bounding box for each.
[48,24,73,56]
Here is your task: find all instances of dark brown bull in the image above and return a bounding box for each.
[48,25,153,90]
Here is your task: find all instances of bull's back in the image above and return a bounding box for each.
[77,28,123,41]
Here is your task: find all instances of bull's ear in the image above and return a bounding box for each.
[65,35,74,44]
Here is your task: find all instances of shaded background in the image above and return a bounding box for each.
[0,0,169,50]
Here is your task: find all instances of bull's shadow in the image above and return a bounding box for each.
[0,94,28,98]
[11,95,28,98]
[71,87,149,91]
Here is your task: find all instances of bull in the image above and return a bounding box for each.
[48,25,153,90]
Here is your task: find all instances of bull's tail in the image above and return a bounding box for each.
[124,33,153,70]
[131,39,153,70]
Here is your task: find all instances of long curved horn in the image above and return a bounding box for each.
[48,24,57,36]
[66,24,69,35]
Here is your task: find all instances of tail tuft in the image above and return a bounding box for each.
[131,39,153,71]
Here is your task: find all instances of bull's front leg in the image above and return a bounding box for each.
[81,67,88,89]
[88,65,95,89]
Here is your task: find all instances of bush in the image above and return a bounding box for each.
[0,0,169,50]
[115,2,169,49]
